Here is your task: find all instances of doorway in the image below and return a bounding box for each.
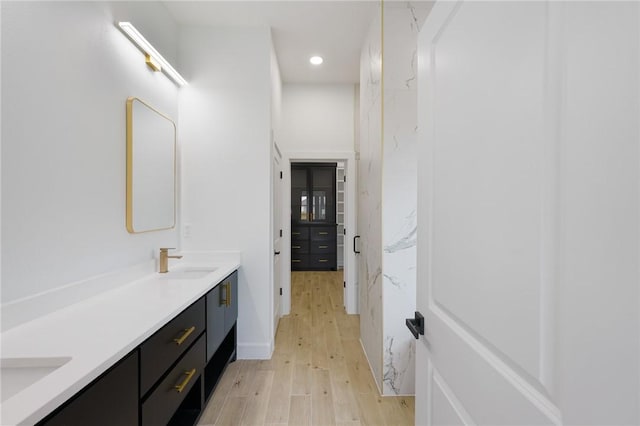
[290,162,338,271]
[278,151,358,317]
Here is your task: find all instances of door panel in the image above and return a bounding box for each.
[273,148,282,335]
[430,0,546,382]
[431,368,470,426]
[427,307,557,424]
[416,1,639,425]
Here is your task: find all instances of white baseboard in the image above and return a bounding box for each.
[359,338,383,395]
[237,342,273,359]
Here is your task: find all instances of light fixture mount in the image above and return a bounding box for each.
[117,22,187,87]
[145,54,161,72]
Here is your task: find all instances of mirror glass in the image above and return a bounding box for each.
[126,97,176,233]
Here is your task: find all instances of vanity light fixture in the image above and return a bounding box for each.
[117,22,188,87]
[309,56,324,65]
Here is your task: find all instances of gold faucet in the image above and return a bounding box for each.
[159,248,183,273]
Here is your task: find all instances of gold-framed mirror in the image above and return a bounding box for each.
[126,97,176,233]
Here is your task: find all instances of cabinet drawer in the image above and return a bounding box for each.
[310,226,335,241]
[309,254,335,269]
[291,227,309,241]
[291,254,309,269]
[142,335,205,426]
[310,241,334,254]
[40,351,138,426]
[291,240,309,253]
[140,298,205,396]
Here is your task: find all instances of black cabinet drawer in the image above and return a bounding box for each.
[309,254,335,268]
[310,226,335,241]
[291,254,309,269]
[291,228,309,240]
[142,335,205,426]
[310,241,334,254]
[291,240,309,253]
[40,351,139,426]
[140,298,205,396]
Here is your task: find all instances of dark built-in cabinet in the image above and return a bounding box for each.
[42,352,139,426]
[291,163,337,270]
[38,270,239,426]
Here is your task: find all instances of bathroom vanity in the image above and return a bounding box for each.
[0,257,240,426]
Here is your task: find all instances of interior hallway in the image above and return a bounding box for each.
[198,271,414,425]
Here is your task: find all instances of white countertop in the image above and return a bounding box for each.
[0,256,240,425]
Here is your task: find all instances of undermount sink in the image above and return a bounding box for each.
[1,357,72,402]
[160,266,218,280]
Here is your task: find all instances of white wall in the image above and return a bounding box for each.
[178,25,275,359]
[279,82,358,316]
[1,1,179,305]
[280,84,356,152]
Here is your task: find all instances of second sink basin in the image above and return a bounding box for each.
[1,357,72,402]
[160,266,218,280]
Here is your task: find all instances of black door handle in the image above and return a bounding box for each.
[274,251,281,255]
[353,235,361,254]
[406,311,424,339]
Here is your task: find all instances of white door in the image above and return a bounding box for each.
[273,146,283,336]
[416,1,639,425]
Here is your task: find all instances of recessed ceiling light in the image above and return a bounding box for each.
[309,56,324,65]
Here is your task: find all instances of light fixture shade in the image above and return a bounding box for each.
[117,22,187,87]
[310,56,324,65]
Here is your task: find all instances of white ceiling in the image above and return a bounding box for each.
[163,1,379,84]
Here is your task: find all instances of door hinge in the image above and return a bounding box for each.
[344,175,346,183]
[343,228,346,235]
[279,288,283,296]
[280,171,283,179]
[343,281,346,288]
[280,229,283,237]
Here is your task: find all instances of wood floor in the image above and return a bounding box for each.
[198,271,414,426]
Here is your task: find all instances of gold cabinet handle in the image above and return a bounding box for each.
[292,232,300,235]
[319,245,328,249]
[226,282,232,307]
[220,281,228,306]
[292,259,301,263]
[318,232,328,235]
[174,368,196,393]
[173,326,196,345]
[319,259,328,263]
[292,245,301,249]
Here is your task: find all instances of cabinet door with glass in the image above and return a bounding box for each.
[291,164,336,224]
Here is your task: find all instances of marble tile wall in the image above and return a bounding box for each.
[358,5,384,391]
[359,1,432,396]
[381,3,430,396]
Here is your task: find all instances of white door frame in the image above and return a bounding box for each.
[280,151,358,315]
[272,142,283,340]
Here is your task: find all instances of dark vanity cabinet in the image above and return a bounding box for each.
[204,271,238,398]
[291,164,337,270]
[41,352,139,426]
[38,270,239,426]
